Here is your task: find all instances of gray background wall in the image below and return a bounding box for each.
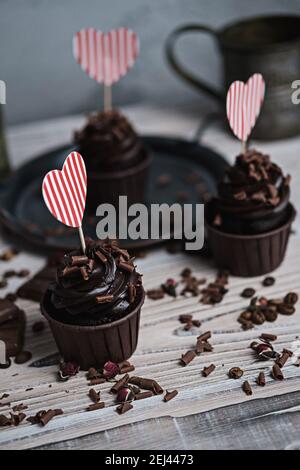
[1,0,300,125]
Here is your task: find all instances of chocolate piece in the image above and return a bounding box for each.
[80,267,89,281]
[260,333,277,342]
[0,248,19,261]
[96,295,114,303]
[70,255,89,266]
[86,367,100,380]
[179,314,193,324]
[134,391,154,400]
[116,402,133,415]
[242,381,252,395]
[276,352,290,368]
[119,364,135,374]
[272,363,284,380]
[192,320,201,327]
[128,376,163,394]
[262,276,275,287]
[228,367,244,379]
[62,266,80,277]
[0,414,11,426]
[257,372,266,386]
[241,288,256,298]
[147,288,165,300]
[95,250,108,264]
[202,364,215,377]
[86,402,105,411]
[110,374,130,394]
[40,409,63,426]
[10,412,26,426]
[181,268,192,278]
[17,265,56,302]
[164,390,178,402]
[0,300,25,358]
[12,404,28,412]
[88,388,100,403]
[14,350,32,365]
[197,331,211,342]
[180,350,196,366]
[89,378,106,386]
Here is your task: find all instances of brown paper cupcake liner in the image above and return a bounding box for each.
[87,150,152,212]
[41,288,145,370]
[206,203,296,277]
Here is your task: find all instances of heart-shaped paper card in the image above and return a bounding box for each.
[73,28,139,86]
[42,152,87,228]
[226,73,265,142]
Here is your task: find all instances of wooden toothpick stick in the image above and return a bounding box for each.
[104,85,112,112]
[78,226,86,254]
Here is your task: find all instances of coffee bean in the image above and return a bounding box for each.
[277,303,296,316]
[262,276,275,287]
[240,310,252,321]
[0,279,8,289]
[251,311,265,325]
[284,292,298,305]
[3,270,16,279]
[17,269,30,278]
[5,293,18,302]
[228,367,244,379]
[264,308,278,322]
[241,288,256,298]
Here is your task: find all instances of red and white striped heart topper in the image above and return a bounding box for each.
[226,73,265,144]
[73,28,139,87]
[42,152,87,251]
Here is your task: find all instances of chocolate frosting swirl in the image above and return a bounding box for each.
[49,239,142,324]
[211,149,291,234]
[74,111,143,171]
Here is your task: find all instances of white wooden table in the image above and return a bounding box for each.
[1,106,300,450]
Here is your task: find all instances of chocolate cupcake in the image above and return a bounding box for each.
[75,111,151,212]
[41,239,145,369]
[206,149,296,276]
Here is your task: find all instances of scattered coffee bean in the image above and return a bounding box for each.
[241,288,256,298]
[277,304,295,315]
[17,269,30,278]
[3,270,16,279]
[262,276,275,287]
[181,268,192,278]
[0,280,8,289]
[161,279,177,298]
[284,292,298,305]
[228,367,244,379]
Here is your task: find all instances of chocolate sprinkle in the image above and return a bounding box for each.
[242,381,253,395]
[164,390,178,402]
[202,364,215,377]
[272,363,284,380]
[180,350,196,366]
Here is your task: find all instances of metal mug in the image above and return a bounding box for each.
[166,15,300,140]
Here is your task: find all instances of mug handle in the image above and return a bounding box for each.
[165,24,224,103]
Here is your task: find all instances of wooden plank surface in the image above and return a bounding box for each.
[0,235,300,450]
[1,107,300,449]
